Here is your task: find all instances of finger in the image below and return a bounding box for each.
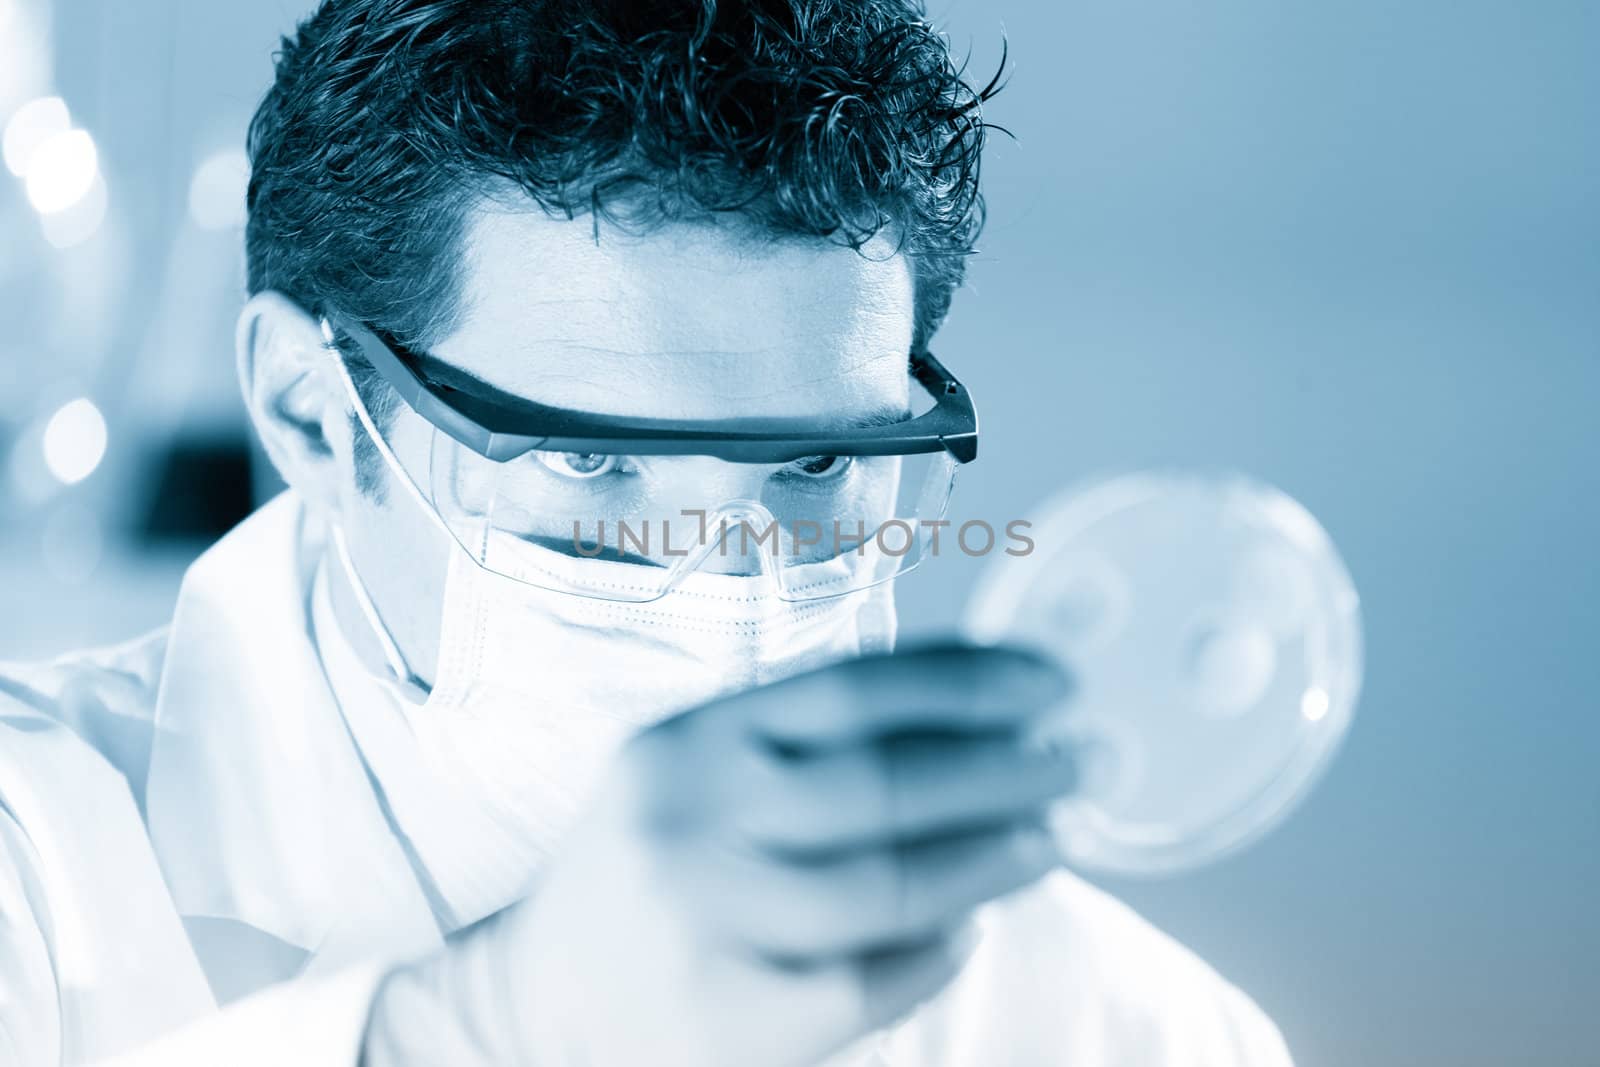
[678,818,1059,959]
[709,642,1072,749]
[724,728,1079,852]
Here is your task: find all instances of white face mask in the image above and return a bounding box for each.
[331,372,897,925]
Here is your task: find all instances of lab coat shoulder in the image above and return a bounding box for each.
[896,870,1293,1066]
[0,717,68,1067]
[0,628,168,798]
[0,640,390,1067]
[0,675,200,1065]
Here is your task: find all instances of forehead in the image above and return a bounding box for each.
[428,204,915,422]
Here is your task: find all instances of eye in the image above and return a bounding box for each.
[785,455,853,479]
[534,451,621,479]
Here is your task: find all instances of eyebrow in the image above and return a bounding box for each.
[399,346,914,432]
[851,404,917,428]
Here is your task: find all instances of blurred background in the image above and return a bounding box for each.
[1,1,1595,1064]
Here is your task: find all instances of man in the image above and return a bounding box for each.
[0,1,1292,1064]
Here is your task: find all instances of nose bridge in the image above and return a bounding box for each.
[652,458,769,573]
[697,497,783,578]
[656,456,770,509]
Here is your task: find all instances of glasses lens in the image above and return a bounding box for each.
[767,450,956,599]
[423,431,958,601]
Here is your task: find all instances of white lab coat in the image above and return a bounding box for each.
[0,493,1294,1066]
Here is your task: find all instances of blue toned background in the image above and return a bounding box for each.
[2,2,1595,1064]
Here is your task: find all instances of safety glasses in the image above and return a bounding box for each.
[325,312,980,602]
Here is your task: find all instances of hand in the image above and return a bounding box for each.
[365,643,1076,1067]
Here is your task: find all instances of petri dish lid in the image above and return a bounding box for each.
[965,471,1363,876]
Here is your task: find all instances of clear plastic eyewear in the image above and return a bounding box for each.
[324,312,981,603]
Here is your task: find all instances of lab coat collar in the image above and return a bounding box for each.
[144,492,444,967]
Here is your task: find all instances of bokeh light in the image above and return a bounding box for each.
[42,397,108,485]
[25,128,100,214]
[1301,687,1331,723]
[188,148,251,231]
[41,173,109,248]
[3,95,70,177]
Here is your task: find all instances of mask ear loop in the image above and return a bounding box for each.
[322,320,440,704]
[328,523,432,704]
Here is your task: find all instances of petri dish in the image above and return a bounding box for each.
[965,471,1362,876]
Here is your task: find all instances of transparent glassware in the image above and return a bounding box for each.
[966,471,1363,876]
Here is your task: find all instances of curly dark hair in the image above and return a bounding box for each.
[245,0,1003,487]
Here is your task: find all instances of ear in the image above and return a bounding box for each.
[236,291,348,517]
